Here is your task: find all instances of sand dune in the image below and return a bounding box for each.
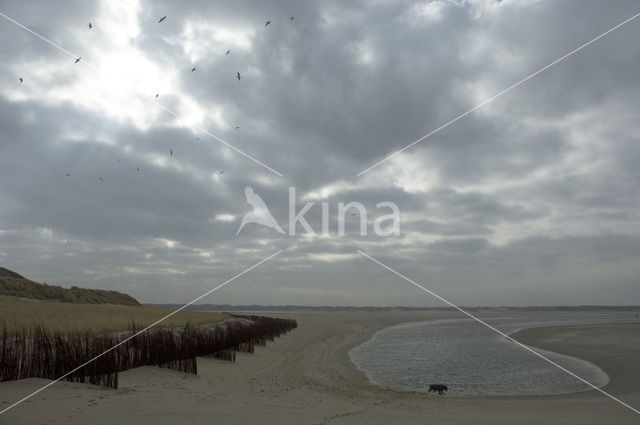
[1,311,639,424]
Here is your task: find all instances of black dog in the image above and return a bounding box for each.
[428,384,448,395]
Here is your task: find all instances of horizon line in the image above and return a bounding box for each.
[146,303,640,309]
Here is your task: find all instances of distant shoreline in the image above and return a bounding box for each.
[147,303,640,312]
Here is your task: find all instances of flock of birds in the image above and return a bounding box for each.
[16,14,295,183]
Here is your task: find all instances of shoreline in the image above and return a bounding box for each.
[512,322,640,396]
[1,311,639,424]
[346,315,618,397]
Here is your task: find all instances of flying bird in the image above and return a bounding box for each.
[98,177,104,182]
[219,170,224,175]
[88,23,92,29]
[155,94,159,98]
[226,50,231,55]
[158,16,166,23]
[19,77,23,83]
[290,17,294,21]
[236,186,284,235]
[136,168,140,172]
[66,173,70,177]
[75,57,81,63]
[191,67,196,72]
[236,72,241,81]
[235,126,239,129]
[265,20,271,26]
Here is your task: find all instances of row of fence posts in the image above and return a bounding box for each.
[0,314,297,388]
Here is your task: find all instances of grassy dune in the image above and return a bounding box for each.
[0,267,140,306]
[0,296,227,334]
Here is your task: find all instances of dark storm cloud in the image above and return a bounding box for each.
[1,0,639,305]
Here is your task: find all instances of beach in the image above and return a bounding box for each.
[1,311,639,424]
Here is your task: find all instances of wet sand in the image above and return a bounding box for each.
[1,311,639,424]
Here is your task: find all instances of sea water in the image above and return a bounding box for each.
[350,311,636,396]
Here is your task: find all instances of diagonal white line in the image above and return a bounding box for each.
[0,250,282,415]
[356,249,640,415]
[0,10,283,177]
[154,102,284,176]
[356,10,640,177]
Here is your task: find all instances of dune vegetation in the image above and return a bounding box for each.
[0,296,227,334]
[0,269,299,391]
[0,267,140,306]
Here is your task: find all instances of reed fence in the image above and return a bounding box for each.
[0,314,297,388]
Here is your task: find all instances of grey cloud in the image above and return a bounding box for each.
[1,0,639,305]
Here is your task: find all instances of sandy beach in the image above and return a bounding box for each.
[1,311,639,425]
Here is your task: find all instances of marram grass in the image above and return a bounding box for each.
[0,295,227,334]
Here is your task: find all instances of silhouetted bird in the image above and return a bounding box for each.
[191,67,196,72]
[155,94,159,98]
[66,173,70,177]
[290,17,294,21]
[136,168,140,172]
[219,170,224,175]
[88,23,92,29]
[170,149,173,156]
[19,77,23,83]
[235,126,239,129]
[265,20,271,26]
[98,177,104,181]
[75,57,81,63]
[226,50,231,55]
[237,72,241,81]
[158,16,166,23]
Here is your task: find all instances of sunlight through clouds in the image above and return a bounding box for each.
[0,0,639,306]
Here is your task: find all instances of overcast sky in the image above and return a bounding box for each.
[1,0,639,306]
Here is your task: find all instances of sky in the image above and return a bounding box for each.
[0,0,639,306]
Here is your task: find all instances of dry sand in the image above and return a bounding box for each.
[1,311,639,424]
